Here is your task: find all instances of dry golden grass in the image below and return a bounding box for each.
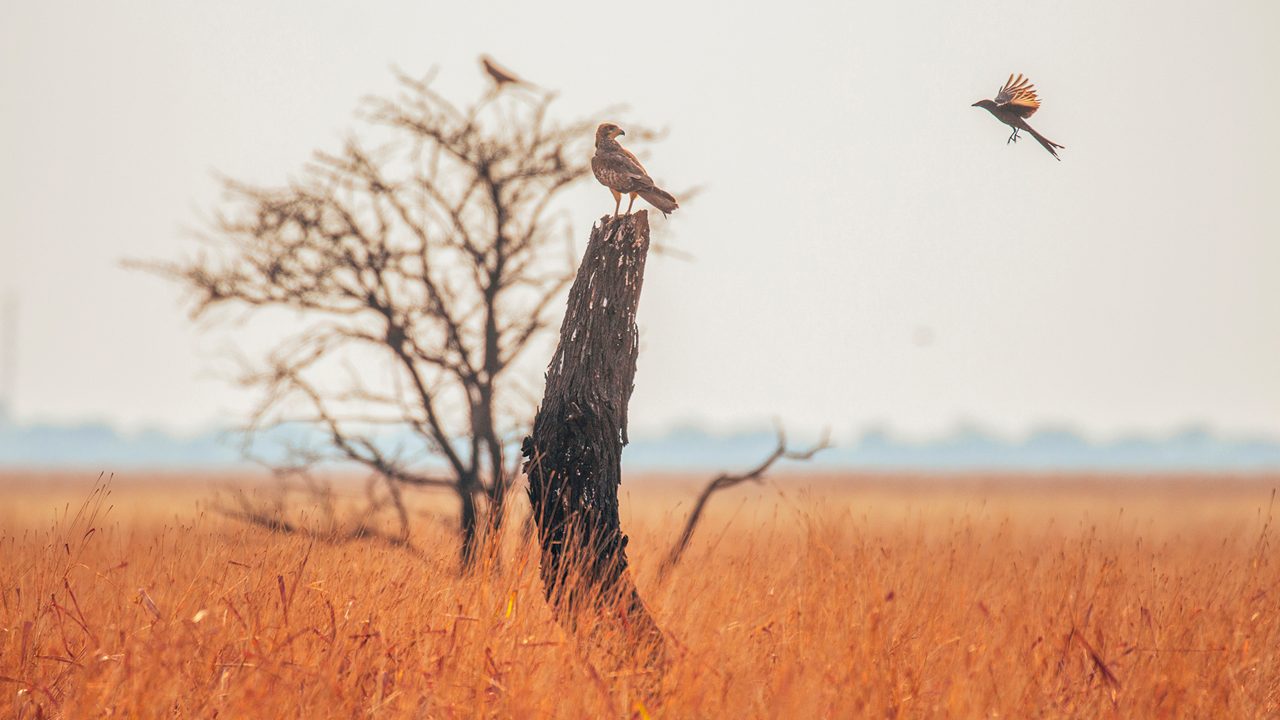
[1,471,1277,718]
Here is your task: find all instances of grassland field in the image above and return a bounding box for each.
[1,470,1277,718]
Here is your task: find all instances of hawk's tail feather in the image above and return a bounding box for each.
[639,186,679,215]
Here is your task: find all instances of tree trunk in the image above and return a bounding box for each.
[522,212,666,676]
[459,482,479,568]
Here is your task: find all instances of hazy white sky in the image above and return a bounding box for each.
[2,1,1277,441]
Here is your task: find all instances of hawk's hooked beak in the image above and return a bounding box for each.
[617,129,625,136]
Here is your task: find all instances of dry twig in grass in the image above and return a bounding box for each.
[660,423,830,575]
[213,479,433,561]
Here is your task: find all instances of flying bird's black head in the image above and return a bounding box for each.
[971,99,997,111]
[595,123,625,146]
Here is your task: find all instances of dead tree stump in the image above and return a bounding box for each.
[522,211,666,676]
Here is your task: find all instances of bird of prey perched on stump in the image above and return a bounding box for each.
[592,123,679,217]
[972,74,1065,160]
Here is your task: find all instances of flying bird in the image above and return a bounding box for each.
[480,55,527,88]
[591,123,679,217]
[972,74,1065,160]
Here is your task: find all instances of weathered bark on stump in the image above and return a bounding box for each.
[522,211,666,672]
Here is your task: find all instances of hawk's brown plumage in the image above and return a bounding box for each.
[591,123,679,216]
[972,74,1065,160]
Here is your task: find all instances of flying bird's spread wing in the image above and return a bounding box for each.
[994,73,1042,118]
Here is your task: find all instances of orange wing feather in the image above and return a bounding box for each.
[994,73,1042,118]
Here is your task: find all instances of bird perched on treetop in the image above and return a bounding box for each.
[972,74,1065,160]
[591,123,679,217]
[480,55,528,89]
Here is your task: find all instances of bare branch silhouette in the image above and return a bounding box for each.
[660,423,830,575]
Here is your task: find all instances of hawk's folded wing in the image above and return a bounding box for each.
[994,73,1042,118]
[591,151,655,193]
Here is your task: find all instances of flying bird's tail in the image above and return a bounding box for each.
[640,186,679,216]
[1026,125,1065,161]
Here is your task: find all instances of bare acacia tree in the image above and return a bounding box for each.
[150,70,651,566]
